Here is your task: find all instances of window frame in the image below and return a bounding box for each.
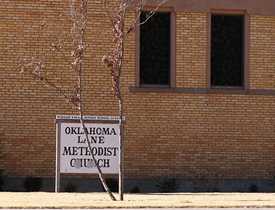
[208,10,249,90]
[136,8,176,88]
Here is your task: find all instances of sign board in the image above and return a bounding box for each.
[55,115,122,192]
[57,121,120,174]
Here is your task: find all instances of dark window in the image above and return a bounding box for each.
[140,11,171,86]
[211,14,244,87]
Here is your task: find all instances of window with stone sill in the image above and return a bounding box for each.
[139,11,171,86]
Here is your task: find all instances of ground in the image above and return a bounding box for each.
[0,193,275,208]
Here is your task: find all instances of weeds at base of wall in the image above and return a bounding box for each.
[129,186,140,193]
[64,182,77,192]
[0,135,5,191]
[155,177,177,193]
[192,179,221,192]
[0,170,4,191]
[100,178,118,193]
[23,177,42,192]
[249,184,258,192]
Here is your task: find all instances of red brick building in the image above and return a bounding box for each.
[0,0,275,192]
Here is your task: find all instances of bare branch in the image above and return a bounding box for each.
[103,0,116,28]
[50,42,72,65]
[70,0,117,201]
[18,58,78,107]
[139,0,169,25]
[125,0,169,36]
[102,0,170,200]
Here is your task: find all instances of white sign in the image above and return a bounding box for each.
[59,123,120,174]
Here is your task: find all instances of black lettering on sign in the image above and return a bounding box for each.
[65,126,117,135]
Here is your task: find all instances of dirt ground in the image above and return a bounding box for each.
[0,192,275,208]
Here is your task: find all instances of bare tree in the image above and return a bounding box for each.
[19,0,116,201]
[18,0,169,201]
[102,0,169,201]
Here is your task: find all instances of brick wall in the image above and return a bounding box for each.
[176,12,208,88]
[250,15,275,89]
[0,1,275,181]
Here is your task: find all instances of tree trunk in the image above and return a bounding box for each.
[78,63,116,201]
[118,97,124,201]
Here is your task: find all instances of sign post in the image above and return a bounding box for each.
[55,115,120,192]
[55,122,60,192]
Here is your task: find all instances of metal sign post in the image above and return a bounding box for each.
[55,122,60,192]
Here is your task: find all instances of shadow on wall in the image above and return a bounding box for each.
[0,132,5,191]
[0,176,275,193]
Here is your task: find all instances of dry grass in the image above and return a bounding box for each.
[0,192,275,208]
